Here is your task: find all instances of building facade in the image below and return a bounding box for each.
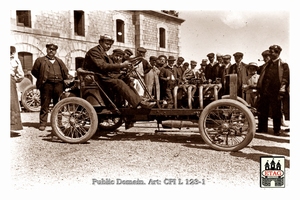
[10,10,185,75]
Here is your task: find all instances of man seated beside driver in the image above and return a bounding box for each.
[82,34,156,110]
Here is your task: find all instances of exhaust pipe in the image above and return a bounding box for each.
[162,120,199,129]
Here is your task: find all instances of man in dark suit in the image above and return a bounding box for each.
[256,45,289,136]
[230,52,247,98]
[82,34,155,110]
[204,53,216,82]
[31,43,69,131]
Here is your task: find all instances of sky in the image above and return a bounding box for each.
[179,10,290,65]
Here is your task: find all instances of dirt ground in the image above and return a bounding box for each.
[9,111,291,198]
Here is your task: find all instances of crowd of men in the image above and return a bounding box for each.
[30,34,290,136]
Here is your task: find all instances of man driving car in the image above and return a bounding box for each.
[82,34,155,110]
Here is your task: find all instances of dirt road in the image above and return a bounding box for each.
[10,112,290,196]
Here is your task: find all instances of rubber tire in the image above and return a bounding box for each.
[51,97,98,144]
[221,95,249,107]
[21,85,41,112]
[199,99,256,151]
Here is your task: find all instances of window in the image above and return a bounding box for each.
[16,10,31,28]
[159,28,166,48]
[74,10,85,36]
[18,52,33,82]
[116,19,124,43]
[18,52,33,73]
[75,57,85,70]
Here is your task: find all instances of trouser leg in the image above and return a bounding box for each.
[102,79,141,108]
[257,95,269,132]
[40,83,53,126]
[269,95,282,132]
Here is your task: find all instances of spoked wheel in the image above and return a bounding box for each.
[98,115,123,131]
[51,97,98,143]
[21,85,41,112]
[199,99,256,151]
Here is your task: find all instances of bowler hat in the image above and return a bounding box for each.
[46,43,58,50]
[137,47,147,53]
[269,45,282,53]
[207,53,215,58]
[124,49,133,56]
[168,56,176,61]
[233,52,243,57]
[113,48,124,55]
[150,56,158,61]
[158,55,167,60]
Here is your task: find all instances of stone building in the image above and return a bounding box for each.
[10,10,185,76]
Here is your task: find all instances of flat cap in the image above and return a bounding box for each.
[216,53,223,57]
[246,62,259,70]
[150,56,158,61]
[207,53,215,58]
[261,50,270,57]
[177,57,185,62]
[183,62,189,66]
[223,54,231,59]
[201,59,208,65]
[46,43,58,50]
[190,60,197,65]
[269,45,282,53]
[137,47,147,53]
[124,49,133,56]
[233,52,243,57]
[99,34,114,42]
[112,48,124,55]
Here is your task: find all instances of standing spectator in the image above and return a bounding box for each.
[256,45,289,135]
[182,60,198,102]
[199,59,208,81]
[123,48,134,62]
[144,56,160,100]
[159,56,177,107]
[230,52,247,98]
[31,43,69,131]
[156,55,168,100]
[205,53,216,82]
[257,50,270,75]
[10,46,24,132]
[132,47,151,97]
[174,56,185,83]
[212,53,224,82]
[221,54,232,95]
[242,62,260,107]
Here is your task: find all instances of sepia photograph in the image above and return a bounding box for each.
[5,0,298,198]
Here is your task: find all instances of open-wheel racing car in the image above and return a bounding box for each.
[50,56,256,151]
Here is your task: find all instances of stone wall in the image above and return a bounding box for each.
[10,10,184,70]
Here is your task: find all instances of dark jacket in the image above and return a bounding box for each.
[82,45,124,79]
[31,56,69,89]
[257,58,289,94]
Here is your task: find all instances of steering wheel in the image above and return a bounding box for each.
[128,56,143,66]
